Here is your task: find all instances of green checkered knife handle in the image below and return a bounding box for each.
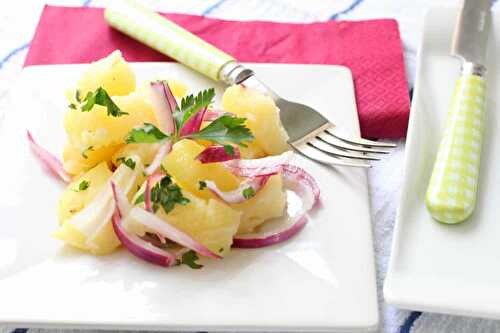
[104,0,235,81]
[426,74,486,224]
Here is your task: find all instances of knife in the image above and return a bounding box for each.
[426,0,491,224]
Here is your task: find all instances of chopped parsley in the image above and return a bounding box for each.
[177,250,203,269]
[125,123,169,144]
[73,180,90,192]
[123,88,254,149]
[174,88,215,132]
[134,192,145,205]
[150,175,190,214]
[124,158,136,170]
[81,146,94,159]
[198,180,207,190]
[79,87,128,117]
[242,186,256,199]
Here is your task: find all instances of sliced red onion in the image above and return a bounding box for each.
[128,207,221,259]
[144,172,166,212]
[205,175,270,204]
[111,212,177,267]
[26,130,71,183]
[110,181,132,217]
[223,151,294,177]
[147,81,176,175]
[195,145,241,164]
[150,81,176,135]
[111,183,177,267]
[203,109,236,122]
[233,164,320,248]
[145,142,171,175]
[180,107,207,136]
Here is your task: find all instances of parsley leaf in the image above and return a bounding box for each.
[223,144,235,156]
[125,123,169,144]
[81,146,94,159]
[68,103,77,110]
[134,192,145,205]
[123,158,136,170]
[189,115,254,147]
[73,180,90,192]
[174,88,215,132]
[150,175,190,214]
[177,250,203,269]
[198,181,207,190]
[75,90,82,103]
[80,87,128,117]
[242,186,256,199]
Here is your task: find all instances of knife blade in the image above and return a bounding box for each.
[452,0,491,67]
[426,0,491,224]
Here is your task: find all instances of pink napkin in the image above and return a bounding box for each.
[25,5,409,139]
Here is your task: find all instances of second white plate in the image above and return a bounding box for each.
[384,7,500,319]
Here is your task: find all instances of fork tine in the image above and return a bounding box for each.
[317,134,390,154]
[308,139,380,161]
[292,143,371,168]
[325,127,397,148]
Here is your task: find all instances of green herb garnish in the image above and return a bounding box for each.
[125,123,169,144]
[150,175,190,214]
[223,144,235,156]
[242,186,256,199]
[174,88,215,132]
[81,146,94,159]
[177,250,203,269]
[198,181,207,190]
[73,180,90,192]
[123,158,136,170]
[80,87,128,117]
[190,115,254,147]
[134,192,145,205]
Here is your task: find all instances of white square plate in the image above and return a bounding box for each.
[384,7,500,319]
[0,63,378,331]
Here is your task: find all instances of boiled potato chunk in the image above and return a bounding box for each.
[222,85,289,155]
[112,143,160,168]
[62,143,121,176]
[64,88,158,149]
[231,175,286,234]
[58,162,113,224]
[77,50,135,97]
[162,139,241,199]
[54,156,145,255]
[126,190,240,256]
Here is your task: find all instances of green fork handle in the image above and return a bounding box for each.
[426,69,486,224]
[105,0,235,81]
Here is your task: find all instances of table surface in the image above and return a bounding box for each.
[1,1,499,333]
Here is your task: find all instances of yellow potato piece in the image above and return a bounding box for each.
[54,156,145,255]
[62,143,120,176]
[112,143,161,169]
[77,50,135,97]
[64,88,158,149]
[127,190,240,256]
[231,175,286,234]
[162,139,241,200]
[58,162,113,224]
[222,85,289,155]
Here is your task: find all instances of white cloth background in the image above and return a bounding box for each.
[1,1,499,332]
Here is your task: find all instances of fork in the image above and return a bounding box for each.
[105,0,396,168]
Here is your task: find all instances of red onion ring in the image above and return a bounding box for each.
[147,81,176,175]
[111,213,177,267]
[233,164,320,248]
[128,207,222,259]
[203,109,236,122]
[180,107,207,136]
[205,175,270,204]
[26,130,71,183]
[195,145,241,164]
[111,182,177,267]
[223,151,293,177]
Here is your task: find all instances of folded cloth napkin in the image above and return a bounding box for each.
[25,5,409,139]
